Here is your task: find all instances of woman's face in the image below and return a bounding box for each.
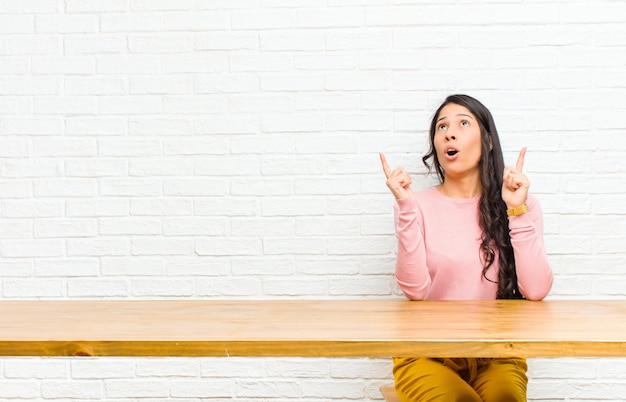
[433,103,484,180]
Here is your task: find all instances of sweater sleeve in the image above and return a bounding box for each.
[509,195,553,300]
[393,195,431,300]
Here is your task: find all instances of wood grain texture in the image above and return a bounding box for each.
[380,386,400,402]
[0,300,624,357]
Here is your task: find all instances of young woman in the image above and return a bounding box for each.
[380,94,553,402]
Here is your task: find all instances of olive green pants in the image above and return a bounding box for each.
[393,357,528,402]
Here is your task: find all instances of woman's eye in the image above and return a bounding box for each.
[461,120,469,127]
[438,124,447,130]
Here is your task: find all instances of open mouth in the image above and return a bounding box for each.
[446,149,458,156]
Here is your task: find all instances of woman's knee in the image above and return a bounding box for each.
[475,358,528,402]
[393,357,481,402]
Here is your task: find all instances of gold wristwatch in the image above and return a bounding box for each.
[506,204,529,217]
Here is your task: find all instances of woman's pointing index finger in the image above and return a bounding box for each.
[516,147,527,172]
[379,153,392,179]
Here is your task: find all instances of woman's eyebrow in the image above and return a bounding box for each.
[436,113,474,122]
[457,113,474,120]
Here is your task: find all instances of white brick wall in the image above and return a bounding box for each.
[1,0,625,400]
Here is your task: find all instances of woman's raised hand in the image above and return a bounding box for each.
[501,147,530,208]
[380,153,413,200]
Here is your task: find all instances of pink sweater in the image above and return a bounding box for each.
[394,188,553,301]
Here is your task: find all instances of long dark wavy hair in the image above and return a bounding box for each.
[422,94,523,299]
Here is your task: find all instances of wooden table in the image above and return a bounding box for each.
[0,299,625,358]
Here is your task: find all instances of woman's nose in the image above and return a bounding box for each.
[444,127,456,141]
